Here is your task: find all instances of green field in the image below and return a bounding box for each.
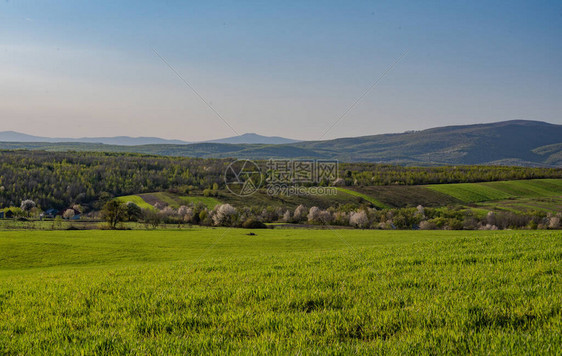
[113,179,562,214]
[427,179,562,203]
[115,195,156,210]
[477,196,562,214]
[117,192,221,210]
[336,179,562,210]
[0,229,560,354]
[336,187,387,208]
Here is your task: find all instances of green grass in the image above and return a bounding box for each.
[141,192,221,209]
[115,195,155,210]
[427,179,562,203]
[116,192,221,210]
[345,185,462,208]
[477,196,562,213]
[480,179,562,198]
[336,187,387,208]
[0,229,560,354]
[219,188,365,210]
[175,196,221,209]
[427,183,514,202]
[148,192,182,207]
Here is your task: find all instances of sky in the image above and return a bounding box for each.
[1,0,561,141]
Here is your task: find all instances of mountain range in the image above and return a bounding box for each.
[0,131,299,146]
[0,131,191,146]
[0,120,561,167]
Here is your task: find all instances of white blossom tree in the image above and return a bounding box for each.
[293,204,307,222]
[307,206,321,223]
[213,204,237,226]
[349,210,369,228]
[63,209,75,220]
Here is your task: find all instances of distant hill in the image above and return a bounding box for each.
[203,133,299,145]
[0,131,298,146]
[0,120,561,166]
[291,120,562,166]
[0,131,190,146]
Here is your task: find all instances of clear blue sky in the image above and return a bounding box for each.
[1,0,561,141]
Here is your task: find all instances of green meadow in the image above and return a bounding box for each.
[0,229,561,354]
[115,195,156,211]
[117,192,221,210]
[336,187,387,208]
[427,179,562,203]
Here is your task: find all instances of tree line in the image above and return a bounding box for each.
[0,150,560,211]
[103,200,561,231]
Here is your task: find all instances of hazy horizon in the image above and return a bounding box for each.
[0,118,559,143]
[1,1,561,141]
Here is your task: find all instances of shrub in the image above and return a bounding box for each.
[318,210,333,224]
[242,218,267,229]
[125,201,142,221]
[143,209,162,229]
[419,220,437,230]
[445,218,464,230]
[178,206,194,223]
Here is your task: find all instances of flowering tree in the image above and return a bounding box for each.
[20,199,36,216]
[349,211,369,228]
[213,204,237,226]
[63,209,75,220]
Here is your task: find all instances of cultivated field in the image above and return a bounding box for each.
[427,179,562,203]
[112,178,562,213]
[0,229,560,354]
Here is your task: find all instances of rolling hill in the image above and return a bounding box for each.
[1,120,560,166]
[203,133,299,144]
[292,120,562,166]
[0,131,191,146]
[0,131,298,146]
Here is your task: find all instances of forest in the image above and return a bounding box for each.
[0,150,561,211]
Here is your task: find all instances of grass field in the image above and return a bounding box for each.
[427,179,562,203]
[117,192,221,210]
[0,229,560,354]
[477,196,562,214]
[115,195,155,210]
[336,187,387,208]
[114,179,562,213]
[333,179,562,210]
[175,196,222,209]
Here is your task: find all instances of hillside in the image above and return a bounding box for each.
[112,178,562,215]
[203,133,299,144]
[0,131,191,146]
[0,120,560,166]
[0,131,298,146]
[293,120,562,166]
